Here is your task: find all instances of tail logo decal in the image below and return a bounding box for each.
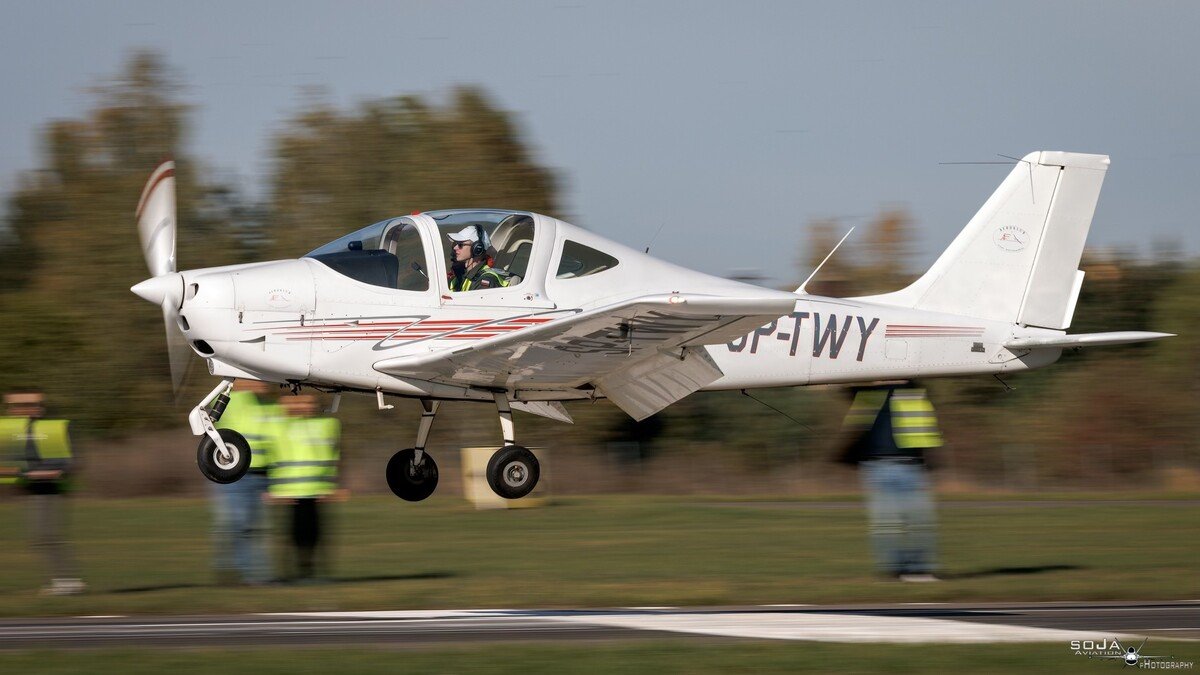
[993,225,1030,252]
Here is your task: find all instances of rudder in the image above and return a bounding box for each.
[861,151,1109,329]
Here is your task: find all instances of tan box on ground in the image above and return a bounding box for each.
[461,447,547,509]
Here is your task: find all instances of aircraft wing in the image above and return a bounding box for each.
[373,293,796,420]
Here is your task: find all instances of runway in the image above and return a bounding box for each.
[1,601,1196,648]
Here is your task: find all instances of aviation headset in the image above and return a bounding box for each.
[471,223,487,258]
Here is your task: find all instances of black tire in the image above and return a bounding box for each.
[197,428,252,484]
[486,445,540,499]
[386,448,439,502]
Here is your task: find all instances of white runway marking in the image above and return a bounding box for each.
[549,612,1128,644]
[273,607,1135,644]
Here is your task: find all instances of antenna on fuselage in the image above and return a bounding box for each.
[796,226,854,295]
[644,221,667,254]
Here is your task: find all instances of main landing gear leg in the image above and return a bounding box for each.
[486,392,540,500]
[190,379,251,484]
[386,399,440,501]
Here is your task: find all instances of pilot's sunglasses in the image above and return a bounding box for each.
[452,240,472,248]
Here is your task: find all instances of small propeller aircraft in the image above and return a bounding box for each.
[132,151,1171,501]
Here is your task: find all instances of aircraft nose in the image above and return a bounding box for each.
[131,273,183,308]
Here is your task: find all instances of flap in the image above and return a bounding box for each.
[509,401,574,424]
[595,347,724,421]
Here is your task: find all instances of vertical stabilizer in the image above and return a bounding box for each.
[860,151,1109,329]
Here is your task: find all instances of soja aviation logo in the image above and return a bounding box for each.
[993,225,1030,252]
[1070,637,1192,668]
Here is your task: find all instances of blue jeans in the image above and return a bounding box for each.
[861,459,937,575]
[211,472,270,583]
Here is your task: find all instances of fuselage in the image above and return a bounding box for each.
[174,252,1058,405]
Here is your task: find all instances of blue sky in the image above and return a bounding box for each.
[2,1,1197,286]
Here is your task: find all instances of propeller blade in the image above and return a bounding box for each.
[137,161,177,277]
[162,300,193,397]
[136,161,192,399]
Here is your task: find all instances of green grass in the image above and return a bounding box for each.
[0,495,1196,616]
[3,641,1199,674]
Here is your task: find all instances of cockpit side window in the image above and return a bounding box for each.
[490,216,535,285]
[556,240,620,279]
[307,220,429,292]
[437,214,533,289]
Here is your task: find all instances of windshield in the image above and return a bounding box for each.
[305,219,391,257]
[305,218,429,292]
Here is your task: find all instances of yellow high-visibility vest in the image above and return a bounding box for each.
[269,417,340,499]
[0,416,72,484]
[0,416,26,485]
[451,265,509,292]
[216,391,282,470]
[888,388,943,449]
[844,388,943,450]
[843,391,889,430]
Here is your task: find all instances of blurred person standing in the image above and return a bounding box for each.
[0,391,85,595]
[838,382,943,582]
[269,394,344,582]
[0,400,20,490]
[212,379,282,585]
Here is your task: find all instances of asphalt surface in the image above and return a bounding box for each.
[1,601,1196,648]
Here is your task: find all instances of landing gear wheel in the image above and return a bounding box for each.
[486,445,540,500]
[197,429,252,484]
[386,448,439,502]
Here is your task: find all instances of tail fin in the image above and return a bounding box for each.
[861,151,1109,329]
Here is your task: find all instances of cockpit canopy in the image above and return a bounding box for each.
[304,209,623,294]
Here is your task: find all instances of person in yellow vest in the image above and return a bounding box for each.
[0,398,22,491]
[1,390,85,595]
[212,379,282,585]
[269,395,345,582]
[838,382,943,582]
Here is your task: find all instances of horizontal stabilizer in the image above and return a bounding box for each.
[1005,331,1174,349]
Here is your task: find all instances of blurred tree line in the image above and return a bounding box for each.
[0,52,557,437]
[0,52,1196,490]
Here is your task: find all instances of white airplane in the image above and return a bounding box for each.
[131,151,1171,501]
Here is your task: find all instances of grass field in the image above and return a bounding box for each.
[2,641,1199,674]
[0,494,1196,617]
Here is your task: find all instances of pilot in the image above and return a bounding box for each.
[447,225,509,292]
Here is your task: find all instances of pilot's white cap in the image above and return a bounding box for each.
[447,226,482,242]
[446,226,478,242]
[447,225,489,248]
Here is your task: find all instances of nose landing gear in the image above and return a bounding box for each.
[197,428,252,484]
[190,379,252,484]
